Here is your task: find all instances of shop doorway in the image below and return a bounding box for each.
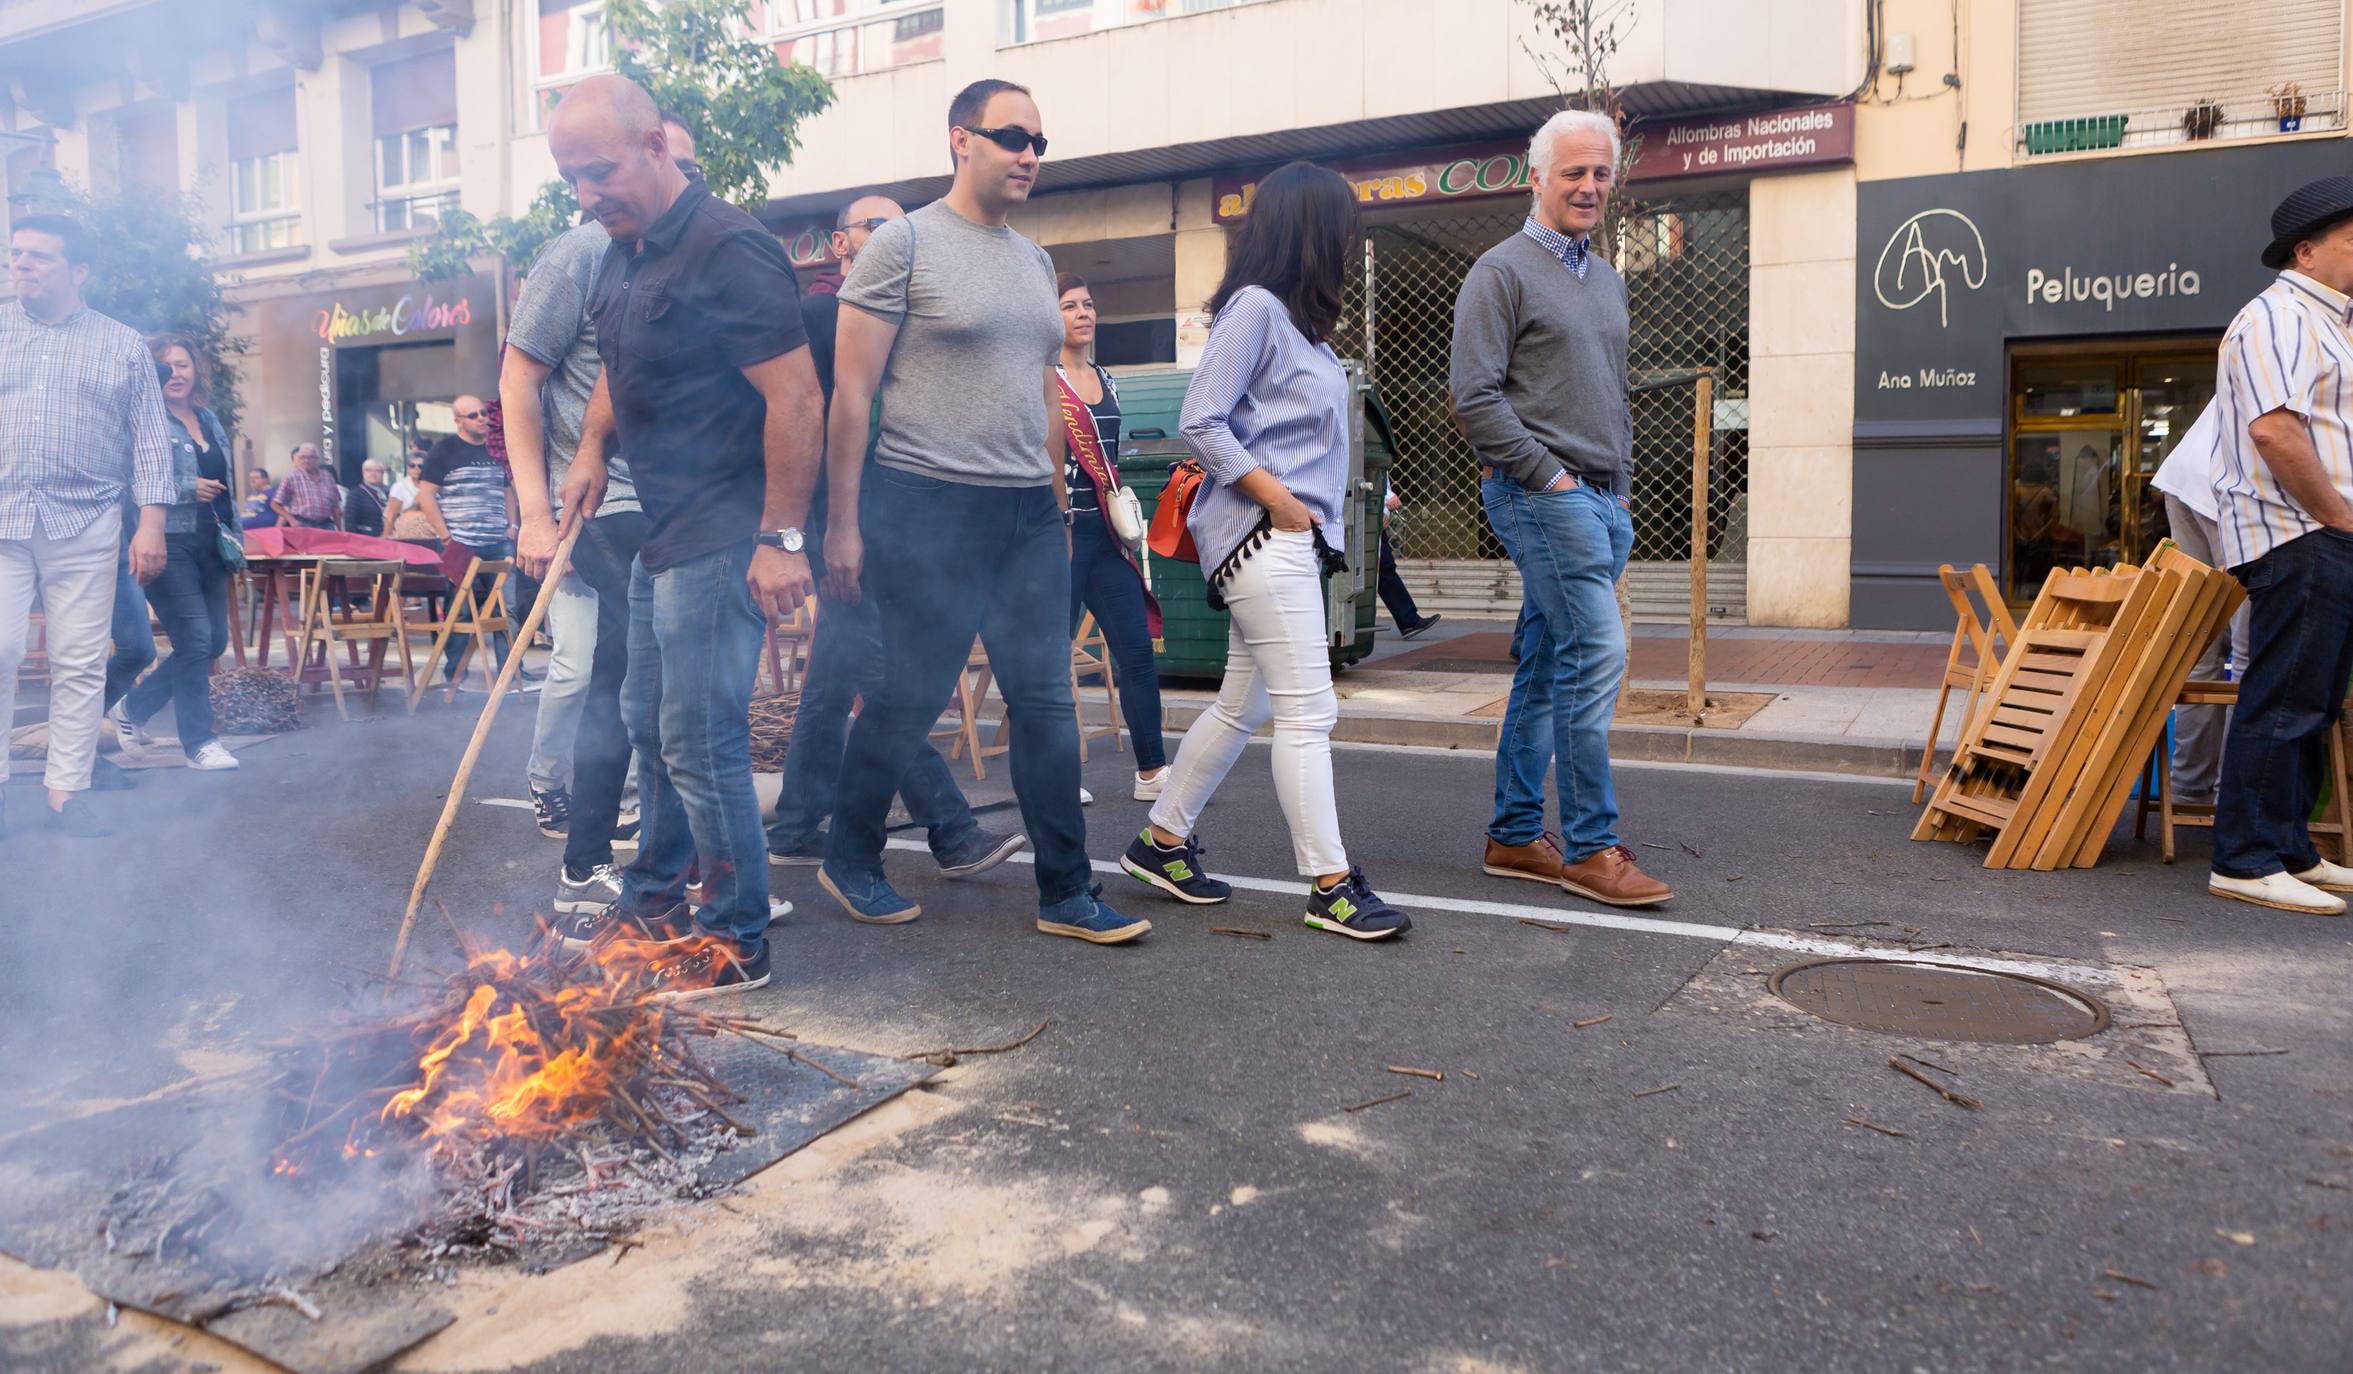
[2006,341,2217,603]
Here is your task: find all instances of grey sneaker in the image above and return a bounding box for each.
[556,862,623,914]
[937,827,1028,879]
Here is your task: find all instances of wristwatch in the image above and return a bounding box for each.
[754,527,805,553]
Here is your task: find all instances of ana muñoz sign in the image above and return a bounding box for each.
[1211,103,1853,223]
[313,291,473,344]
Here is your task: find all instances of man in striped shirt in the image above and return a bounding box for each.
[2207,176,2353,916]
[0,213,174,837]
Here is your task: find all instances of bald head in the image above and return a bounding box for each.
[832,195,904,273]
[454,394,489,443]
[550,74,688,245]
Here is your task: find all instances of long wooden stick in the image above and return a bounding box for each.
[388,522,585,981]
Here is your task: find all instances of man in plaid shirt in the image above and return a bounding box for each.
[0,213,174,837]
[270,443,341,529]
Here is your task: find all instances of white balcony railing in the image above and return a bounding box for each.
[2015,89,2348,158]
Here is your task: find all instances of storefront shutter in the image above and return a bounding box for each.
[371,50,459,137]
[227,86,297,161]
[2018,0,2342,127]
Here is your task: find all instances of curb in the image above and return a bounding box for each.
[1160,700,1941,780]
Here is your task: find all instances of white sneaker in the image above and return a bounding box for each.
[2291,858,2353,893]
[685,882,794,921]
[107,702,151,752]
[2209,870,2346,915]
[187,741,240,771]
[1133,770,1167,802]
[1079,787,1094,806]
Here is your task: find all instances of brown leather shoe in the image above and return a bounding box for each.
[1483,832,1566,885]
[1558,844,1674,907]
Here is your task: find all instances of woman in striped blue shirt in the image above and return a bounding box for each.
[1116,162,1412,942]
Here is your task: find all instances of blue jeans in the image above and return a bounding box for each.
[2213,527,2353,878]
[1068,514,1166,770]
[444,537,515,679]
[565,513,652,874]
[103,550,155,710]
[828,472,1091,908]
[1480,477,1633,860]
[767,533,978,858]
[618,539,771,954]
[121,532,229,753]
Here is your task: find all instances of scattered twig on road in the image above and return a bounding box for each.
[1461,1070,1481,1080]
[609,1238,643,1267]
[2156,916,2190,925]
[2304,1177,2351,1192]
[2103,1268,2159,1291]
[2126,1059,2176,1088]
[1516,919,1570,934]
[2091,1288,2118,1301]
[1889,1057,1982,1110]
[1210,927,1272,940]
[1897,1051,1959,1076]
[1844,1117,1909,1138]
[259,1285,322,1322]
[2198,1048,2289,1058]
[1725,875,1746,883]
[1343,1089,1412,1114]
[1387,1065,1444,1081]
[1680,842,1703,858]
[1572,1015,1614,1029]
[1637,842,1668,850]
[2115,1021,2180,1030]
[1808,920,1889,931]
[909,1017,1051,1069]
[1632,1083,1681,1099]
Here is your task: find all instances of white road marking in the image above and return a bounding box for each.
[478,797,534,811]
[878,837,2118,985]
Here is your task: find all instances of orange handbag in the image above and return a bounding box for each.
[1147,459,1207,563]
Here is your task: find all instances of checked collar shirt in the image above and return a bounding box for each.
[1521,215,1592,281]
[0,301,175,541]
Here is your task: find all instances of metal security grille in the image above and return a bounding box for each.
[1338,187,1751,621]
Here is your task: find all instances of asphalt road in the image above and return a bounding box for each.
[3,699,2350,1372]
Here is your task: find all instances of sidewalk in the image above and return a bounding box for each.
[1156,616,1961,780]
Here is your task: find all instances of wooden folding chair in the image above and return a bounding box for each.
[762,596,818,696]
[1070,611,1124,763]
[295,560,417,719]
[407,556,515,712]
[2135,680,2353,865]
[935,638,1002,780]
[1915,563,2018,803]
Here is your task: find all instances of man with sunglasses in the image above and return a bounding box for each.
[818,78,1147,944]
[416,395,514,681]
[763,194,1027,881]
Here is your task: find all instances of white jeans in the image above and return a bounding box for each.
[0,508,122,792]
[527,572,598,792]
[1149,529,1346,876]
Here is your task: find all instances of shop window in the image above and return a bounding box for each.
[2017,0,2345,155]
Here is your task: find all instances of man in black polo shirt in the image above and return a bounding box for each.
[545,75,822,998]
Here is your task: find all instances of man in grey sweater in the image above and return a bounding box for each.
[1449,108,1673,909]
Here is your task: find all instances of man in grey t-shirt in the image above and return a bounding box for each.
[504,183,664,907]
[815,79,1147,946]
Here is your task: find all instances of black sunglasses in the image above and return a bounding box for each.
[456,408,487,420]
[843,217,891,232]
[959,124,1048,158]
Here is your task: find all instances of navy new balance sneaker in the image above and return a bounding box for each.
[1119,830,1232,904]
[1303,868,1412,941]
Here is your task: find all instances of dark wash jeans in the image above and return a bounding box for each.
[121,532,230,754]
[617,537,772,953]
[827,471,1091,908]
[103,549,155,710]
[565,512,651,874]
[1067,513,1166,771]
[2214,526,2353,879]
[766,517,978,858]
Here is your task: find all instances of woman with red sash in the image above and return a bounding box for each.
[1055,273,1169,801]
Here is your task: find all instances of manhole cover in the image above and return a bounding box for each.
[1767,959,2110,1044]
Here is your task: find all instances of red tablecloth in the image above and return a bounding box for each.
[242,526,444,568]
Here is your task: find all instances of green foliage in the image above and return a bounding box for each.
[1518,0,1643,247]
[410,0,833,284]
[21,179,246,433]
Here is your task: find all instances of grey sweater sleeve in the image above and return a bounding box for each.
[1449,259,1565,492]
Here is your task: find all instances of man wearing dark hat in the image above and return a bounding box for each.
[2206,176,2353,916]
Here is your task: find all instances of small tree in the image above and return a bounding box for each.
[22,179,246,432]
[412,0,833,283]
[1519,0,1642,249]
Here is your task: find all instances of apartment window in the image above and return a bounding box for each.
[371,51,461,234]
[766,0,946,79]
[531,0,610,125]
[1003,0,1274,45]
[227,86,301,254]
[2017,0,2346,155]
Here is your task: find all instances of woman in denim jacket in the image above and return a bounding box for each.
[107,335,239,770]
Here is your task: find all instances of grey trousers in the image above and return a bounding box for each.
[2162,494,2252,801]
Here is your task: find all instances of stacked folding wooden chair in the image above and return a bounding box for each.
[1913,542,2245,870]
